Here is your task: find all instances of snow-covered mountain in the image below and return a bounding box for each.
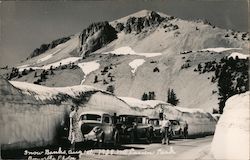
[1,10,249,113]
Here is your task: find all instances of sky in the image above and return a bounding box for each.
[0,0,248,67]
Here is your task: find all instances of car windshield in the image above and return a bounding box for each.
[149,119,159,126]
[80,114,101,121]
[137,117,148,124]
[170,120,180,125]
[119,116,137,125]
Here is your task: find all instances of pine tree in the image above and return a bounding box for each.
[167,88,179,106]
[148,91,155,100]
[94,75,98,83]
[106,85,115,93]
[141,93,148,101]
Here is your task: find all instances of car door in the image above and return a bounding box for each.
[102,114,113,141]
[136,117,146,138]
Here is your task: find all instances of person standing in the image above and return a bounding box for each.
[161,118,171,145]
[68,105,82,150]
[183,121,189,139]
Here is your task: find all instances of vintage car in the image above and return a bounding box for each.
[148,118,162,140]
[169,120,183,139]
[78,111,119,147]
[116,114,152,143]
[148,118,184,140]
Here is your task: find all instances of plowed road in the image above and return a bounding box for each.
[81,136,214,160]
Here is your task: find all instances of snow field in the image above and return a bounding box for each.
[128,59,146,74]
[77,61,100,84]
[229,52,249,59]
[104,46,162,58]
[201,47,241,52]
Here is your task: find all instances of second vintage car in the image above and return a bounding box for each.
[116,114,152,143]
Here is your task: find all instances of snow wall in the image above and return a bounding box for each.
[211,92,249,160]
[0,78,135,150]
[1,77,217,150]
[120,97,217,136]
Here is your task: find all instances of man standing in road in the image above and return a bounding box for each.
[161,118,171,145]
[183,121,188,139]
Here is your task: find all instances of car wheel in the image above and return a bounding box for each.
[130,132,135,143]
[145,130,151,144]
[113,130,120,147]
[97,133,105,148]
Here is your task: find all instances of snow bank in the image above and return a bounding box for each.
[128,59,146,74]
[211,92,250,160]
[228,52,249,59]
[77,60,100,84]
[10,81,98,101]
[104,46,162,57]
[120,97,217,136]
[201,47,241,52]
[175,106,207,114]
[119,97,166,109]
[1,79,135,149]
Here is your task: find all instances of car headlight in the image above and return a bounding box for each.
[92,126,101,134]
[127,127,133,131]
[121,125,126,129]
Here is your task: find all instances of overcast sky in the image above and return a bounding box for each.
[0,0,248,67]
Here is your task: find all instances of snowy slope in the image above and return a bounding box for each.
[211,92,249,160]
[17,34,80,68]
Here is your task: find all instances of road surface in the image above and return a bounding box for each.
[1,136,214,159]
[80,136,214,160]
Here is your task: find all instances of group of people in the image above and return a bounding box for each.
[160,118,188,145]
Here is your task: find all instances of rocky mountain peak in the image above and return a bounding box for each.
[114,10,171,34]
[79,21,118,56]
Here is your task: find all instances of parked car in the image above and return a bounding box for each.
[148,118,184,140]
[148,118,162,140]
[169,120,183,139]
[78,111,119,147]
[116,115,152,143]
